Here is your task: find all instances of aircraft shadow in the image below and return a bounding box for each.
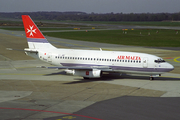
[44,71,67,76]
[121,75,180,81]
[44,71,180,84]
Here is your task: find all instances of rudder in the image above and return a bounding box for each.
[22,15,56,49]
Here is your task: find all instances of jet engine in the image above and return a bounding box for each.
[65,69,102,78]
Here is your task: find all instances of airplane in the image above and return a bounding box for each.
[22,15,174,80]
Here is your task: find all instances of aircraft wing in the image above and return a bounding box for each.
[41,66,113,72]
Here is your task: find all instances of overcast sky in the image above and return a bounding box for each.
[0,0,180,13]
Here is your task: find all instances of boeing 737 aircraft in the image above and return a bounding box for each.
[22,15,174,80]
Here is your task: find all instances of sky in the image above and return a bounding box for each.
[0,0,180,13]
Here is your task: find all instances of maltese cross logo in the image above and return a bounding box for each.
[27,25,36,37]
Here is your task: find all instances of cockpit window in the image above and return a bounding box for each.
[154,59,166,63]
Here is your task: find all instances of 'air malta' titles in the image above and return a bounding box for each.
[117,55,141,60]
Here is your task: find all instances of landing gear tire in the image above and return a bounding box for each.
[150,77,154,80]
[83,77,89,79]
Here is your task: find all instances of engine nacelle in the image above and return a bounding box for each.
[65,69,102,78]
[65,69,75,75]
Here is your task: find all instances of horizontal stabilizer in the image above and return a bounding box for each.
[24,48,38,53]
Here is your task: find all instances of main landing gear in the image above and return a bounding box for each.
[150,77,154,80]
[149,74,161,80]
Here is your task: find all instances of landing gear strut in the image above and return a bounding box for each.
[150,77,154,80]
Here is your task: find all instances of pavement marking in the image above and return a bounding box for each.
[50,39,97,49]
[0,66,34,70]
[0,73,45,76]
[49,39,112,51]
[1,72,180,80]
[63,116,76,119]
[0,107,102,120]
[174,57,180,63]
[160,76,180,78]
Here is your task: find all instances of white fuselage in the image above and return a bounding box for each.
[31,48,174,76]
[22,15,174,79]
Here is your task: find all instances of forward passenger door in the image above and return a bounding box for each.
[143,57,148,68]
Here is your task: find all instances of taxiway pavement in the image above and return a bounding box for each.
[0,29,180,120]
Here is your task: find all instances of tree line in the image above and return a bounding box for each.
[0,12,180,21]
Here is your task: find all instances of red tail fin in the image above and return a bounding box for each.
[22,15,45,39]
[22,15,56,49]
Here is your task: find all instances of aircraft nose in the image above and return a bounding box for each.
[167,63,174,71]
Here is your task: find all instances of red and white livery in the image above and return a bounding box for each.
[22,15,174,80]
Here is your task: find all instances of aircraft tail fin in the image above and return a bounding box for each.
[22,15,56,49]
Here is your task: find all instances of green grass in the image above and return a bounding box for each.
[60,21,180,26]
[43,29,180,47]
[0,27,74,31]
[0,27,24,31]
[2,19,180,27]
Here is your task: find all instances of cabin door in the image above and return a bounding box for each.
[143,57,148,68]
[47,53,52,62]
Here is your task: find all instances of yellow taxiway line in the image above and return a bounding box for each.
[174,57,180,63]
